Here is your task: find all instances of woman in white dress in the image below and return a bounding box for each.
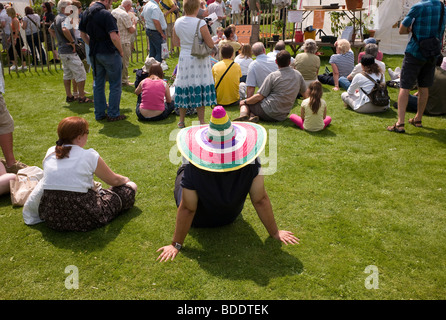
[172,0,217,128]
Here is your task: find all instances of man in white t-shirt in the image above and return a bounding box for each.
[208,0,226,35]
[230,0,242,25]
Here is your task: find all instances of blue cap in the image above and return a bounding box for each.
[364,37,377,44]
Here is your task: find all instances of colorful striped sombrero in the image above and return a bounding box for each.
[176,106,267,172]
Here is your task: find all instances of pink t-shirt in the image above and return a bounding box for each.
[140,78,166,111]
[358,50,383,62]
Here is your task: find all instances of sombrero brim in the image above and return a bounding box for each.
[176,122,267,172]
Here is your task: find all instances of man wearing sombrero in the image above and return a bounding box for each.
[156,106,299,262]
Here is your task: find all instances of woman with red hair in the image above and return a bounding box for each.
[37,117,137,231]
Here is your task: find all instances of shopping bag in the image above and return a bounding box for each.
[10,166,43,207]
[161,42,169,59]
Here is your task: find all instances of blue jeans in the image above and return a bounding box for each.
[135,101,175,121]
[339,76,351,90]
[92,52,122,119]
[146,29,163,62]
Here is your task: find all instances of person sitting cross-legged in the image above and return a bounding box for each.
[135,63,175,121]
[235,50,307,123]
[341,54,390,114]
[156,106,299,262]
[212,44,242,107]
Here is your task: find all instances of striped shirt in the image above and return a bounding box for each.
[402,0,446,61]
[329,50,355,77]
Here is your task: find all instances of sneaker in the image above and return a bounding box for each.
[388,67,401,81]
[161,60,169,71]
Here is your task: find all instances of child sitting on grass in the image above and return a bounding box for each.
[290,81,332,132]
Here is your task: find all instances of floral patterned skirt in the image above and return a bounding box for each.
[39,185,135,232]
[174,52,217,110]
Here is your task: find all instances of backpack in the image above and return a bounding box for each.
[361,73,390,106]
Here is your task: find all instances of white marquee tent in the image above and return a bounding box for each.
[4,0,33,16]
[289,0,420,54]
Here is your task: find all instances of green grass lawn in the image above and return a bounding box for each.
[0,46,445,300]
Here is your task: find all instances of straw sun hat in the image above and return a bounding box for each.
[176,106,267,172]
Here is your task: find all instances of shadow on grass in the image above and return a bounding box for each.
[182,217,303,286]
[97,113,143,138]
[344,104,398,119]
[29,206,143,251]
[409,125,446,144]
[63,98,95,115]
[136,114,176,125]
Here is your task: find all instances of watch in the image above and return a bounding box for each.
[172,242,182,250]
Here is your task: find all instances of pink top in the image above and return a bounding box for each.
[140,78,166,111]
[358,50,383,62]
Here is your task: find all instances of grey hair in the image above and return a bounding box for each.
[252,42,265,56]
[121,0,132,6]
[274,40,286,51]
[365,43,379,58]
[58,0,72,12]
[302,39,318,54]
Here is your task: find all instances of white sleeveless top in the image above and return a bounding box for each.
[42,145,100,193]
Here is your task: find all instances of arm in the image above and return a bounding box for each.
[300,106,305,120]
[80,31,90,46]
[94,157,130,187]
[331,63,340,91]
[241,92,264,106]
[127,23,136,34]
[109,31,124,56]
[156,188,198,262]
[246,86,256,98]
[164,2,178,17]
[249,174,299,245]
[165,82,172,103]
[172,26,180,47]
[62,26,76,53]
[153,19,166,40]
[48,27,56,39]
[399,22,411,35]
[135,79,144,95]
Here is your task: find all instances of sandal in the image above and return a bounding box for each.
[106,114,127,122]
[233,115,249,122]
[248,116,259,123]
[77,97,94,103]
[408,118,422,127]
[177,121,185,129]
[387,122,405,133]
[66,95,75,102]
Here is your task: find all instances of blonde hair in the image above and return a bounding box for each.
[6,7,16,18]
[336,39,351,54]
[183,0,200,15]
[240,44,252,58]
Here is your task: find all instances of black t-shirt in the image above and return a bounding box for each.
[79,2,119,56]
[181,158,261,227]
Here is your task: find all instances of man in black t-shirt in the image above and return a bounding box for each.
[79,0,126,122]
[156,106,299,262]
